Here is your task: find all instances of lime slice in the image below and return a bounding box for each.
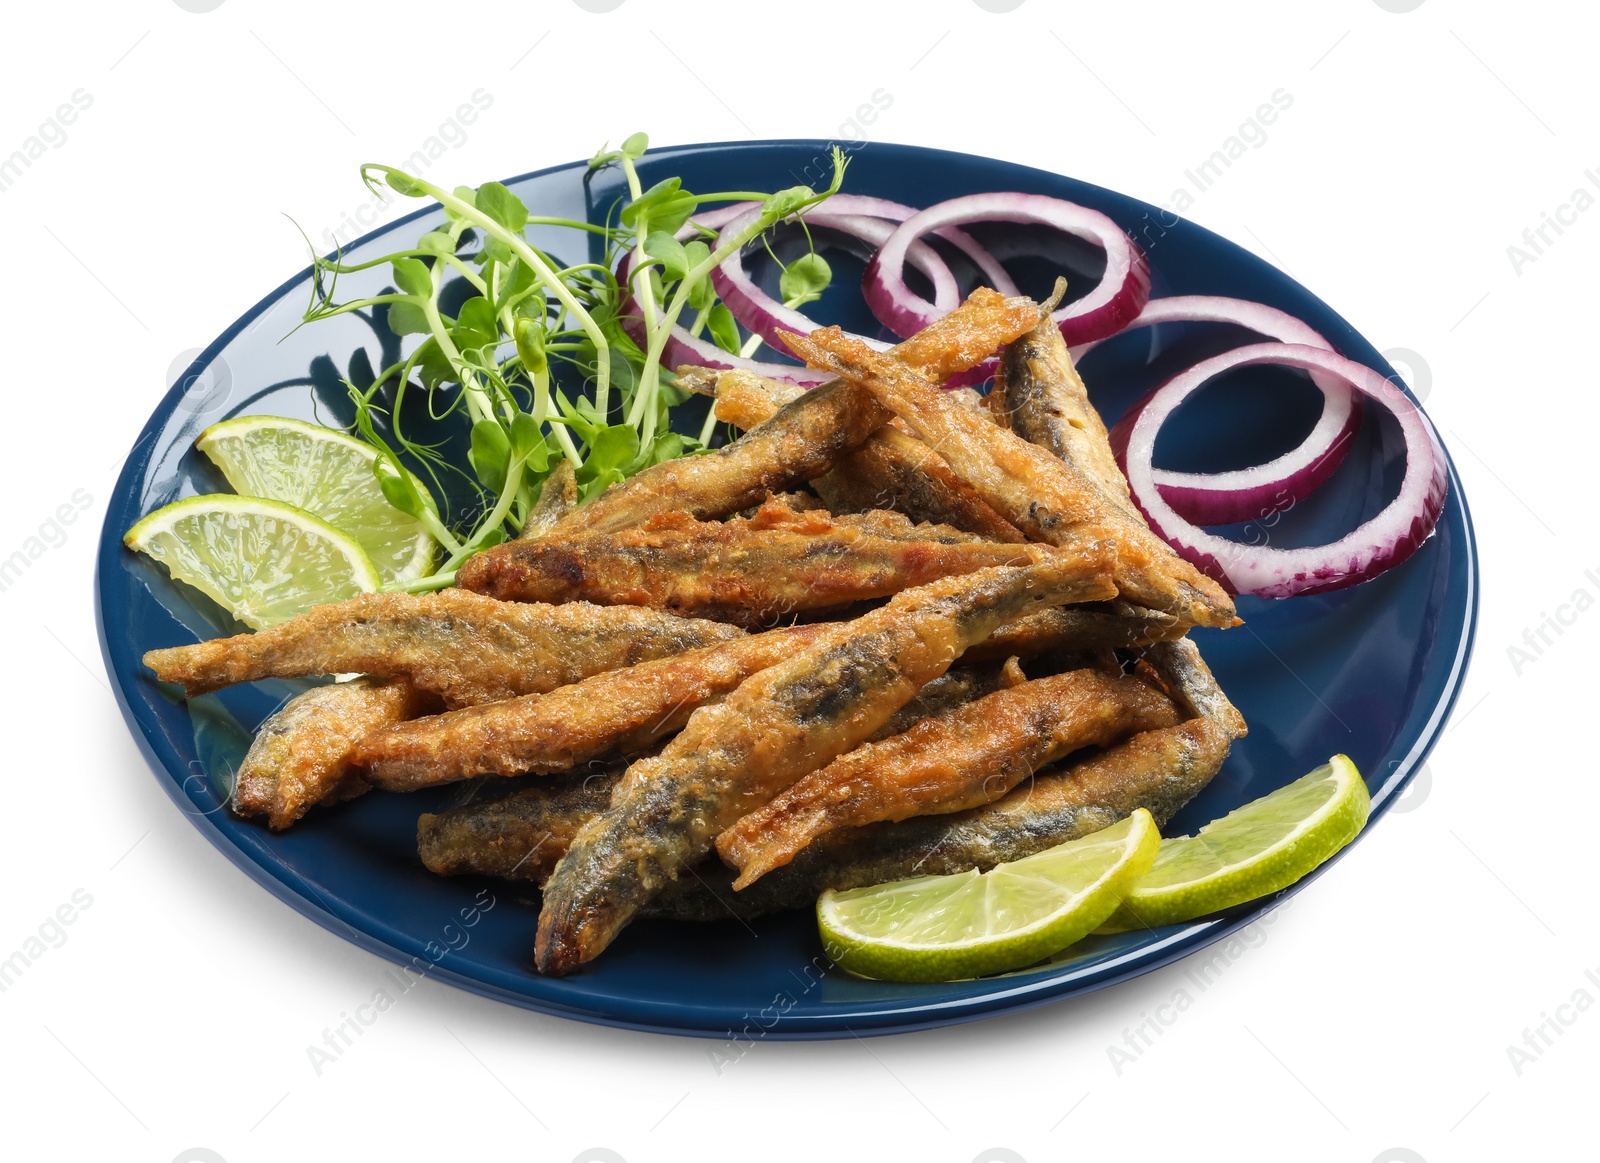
[1100,754,1371,932]
[817,809,1160,982]
[124,494,380,630]
[196,415,436,584]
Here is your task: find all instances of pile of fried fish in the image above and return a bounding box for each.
[144,282,1245,976]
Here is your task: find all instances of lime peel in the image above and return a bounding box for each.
[124,493,380,630]
[196,414,437,585]
[1100,754,1370,933]
[817,809,1160,983]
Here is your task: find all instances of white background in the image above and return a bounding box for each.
[0,1,1590,1161]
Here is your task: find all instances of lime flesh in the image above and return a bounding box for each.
[197,415,435,584]
[124,493,380,629]
[1100,754,1371,932]
[817,809,1160,982]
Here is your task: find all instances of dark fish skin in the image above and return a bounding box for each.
[811,426,1028,543]
[963,601,1189,663]
[418,763,625,885]
[458,499,1074,629]
[233,677,432,830]
[780,325,1239,630]
[1141,636,1248,737]
[991,301,1137,513]
[867,664,1008,741]
[534,289,1042,541]
[533,559,1118,975]
[685,367,1025,543]
[141,590,745,708]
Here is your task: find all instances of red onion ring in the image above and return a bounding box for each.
[820,196,1020,297]
[711,207,927,354]
[681,203,756,234]
[709,194,1014,354]
[1098,296,1362,525]
[863,192,1150,345]
[1122,343,1446,598]
[616,245,833,386]
[637,314,834,386]
[684,195,1012,387]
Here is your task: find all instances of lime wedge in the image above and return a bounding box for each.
[1100,754,1371,932]
[124,494,381,629]
[817,809,1160,982]
[196,415,436,584]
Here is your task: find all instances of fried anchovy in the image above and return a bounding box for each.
[534,557,1117,974]
[517,457,577,539]
[418,762,626,885]
[666,634,1246,922]
[414,666,1010,884]
[446,713,1227,921]
[458,497,1084,628]
[418,708,1232,921]
[650,713,1239,921]
[533,288,1041,540]
[990,278,1138,511]
[424,652,1242,923]
[356,624,831,791]
[718,667,1182,886]
[233,677,431,830]
[963,601,1189,662]
[779,325,1239,629]
[142,590,745,707]
[686,367,1024,542]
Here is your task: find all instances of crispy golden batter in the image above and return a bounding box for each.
[534,557,1117,974]
[779,325,1239,629]
[963,601,1189,662]
[757,490,829,515]
[828,508,979,543]
[534,289,1041,540]
[418,762,625,884]
[691,367,1024,542]
[356,624,831,791]
[142,590,745,707]
[233,677,430,830]
[694,366,797,428]
[517,458,577,539]
[458,498,1086,628]
[718,667,1182,886]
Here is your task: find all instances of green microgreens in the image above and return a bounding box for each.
[299,134,848,591]
[738,232,836,359]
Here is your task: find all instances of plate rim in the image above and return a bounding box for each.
[95,138,1480,1039]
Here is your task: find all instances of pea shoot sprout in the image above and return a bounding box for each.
[299,134,847,591]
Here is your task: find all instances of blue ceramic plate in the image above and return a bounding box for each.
[96,141,1476,1038]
